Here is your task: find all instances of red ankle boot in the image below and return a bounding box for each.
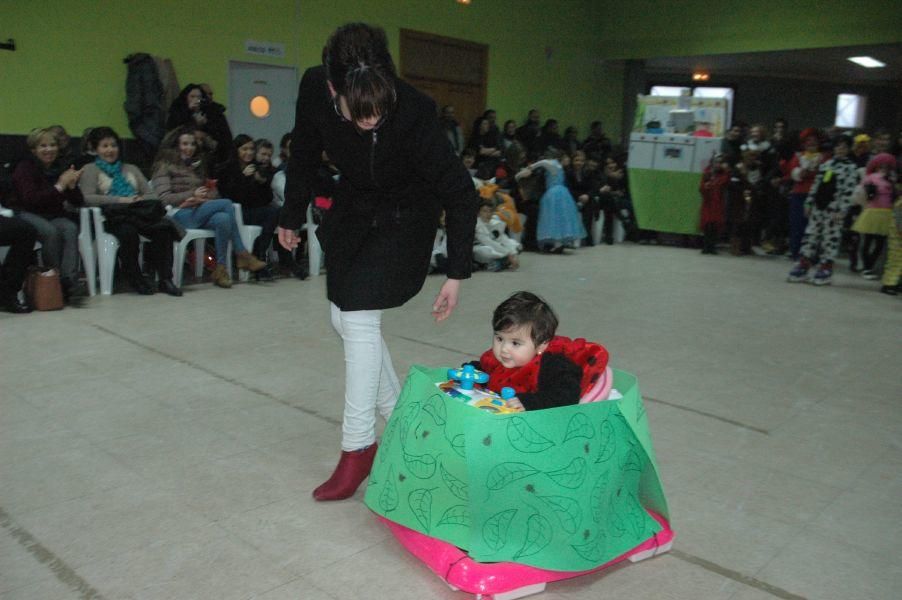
[312,443,378,501]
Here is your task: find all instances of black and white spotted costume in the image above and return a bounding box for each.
[799,156,860,265]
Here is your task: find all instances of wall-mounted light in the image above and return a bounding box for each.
[847,56,885,68]
[456,0,472,5]
[692,72,710,81]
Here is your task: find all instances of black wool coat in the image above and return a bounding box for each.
[280,66,477,311]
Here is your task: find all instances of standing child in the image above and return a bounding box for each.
[787,135,860,284]
[474,291,609,411]
[880,195,902,295]
[853,153,898,280]
[473,199,521,271]
[784,129,827,260]
[516,149,586,252]
[699,154,731,254]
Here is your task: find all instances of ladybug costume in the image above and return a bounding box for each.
[477,336,609,410]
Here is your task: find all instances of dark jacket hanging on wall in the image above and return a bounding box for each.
[124,53,166,154]
[280,66,477,312]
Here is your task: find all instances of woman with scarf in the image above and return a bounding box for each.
[79,127,182,296]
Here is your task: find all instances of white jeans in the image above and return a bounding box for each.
[330,303,401,451]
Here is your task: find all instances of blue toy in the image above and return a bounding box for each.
[446,364,489,390]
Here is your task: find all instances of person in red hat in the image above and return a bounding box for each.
[783,128,827,259]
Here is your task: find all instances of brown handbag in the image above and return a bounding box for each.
[25,267,64,311]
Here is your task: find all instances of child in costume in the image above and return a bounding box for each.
[473,199,521,271]
[475,291,608,411]
[516,150,587,252]
[783,129,827,260]
[880,195,902,295]
[852,153,898,280]
[699,154,731,254]
[787,134,860,285]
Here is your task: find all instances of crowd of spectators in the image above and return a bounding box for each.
[2,94,900,314]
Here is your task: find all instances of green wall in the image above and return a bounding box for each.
[594,0,902,59]
[2,1,899,143]
[1,0,620,141]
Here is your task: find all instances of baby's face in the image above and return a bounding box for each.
[492,325,547,368]
[478,205,494,222]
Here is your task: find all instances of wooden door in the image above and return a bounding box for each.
[400,29,488,141]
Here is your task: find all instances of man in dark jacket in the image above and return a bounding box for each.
[277,23,477,502]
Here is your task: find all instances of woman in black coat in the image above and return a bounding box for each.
[277,23,477,502]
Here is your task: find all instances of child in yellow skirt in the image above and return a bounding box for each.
[852,153,897,279]
[880,197,902,295]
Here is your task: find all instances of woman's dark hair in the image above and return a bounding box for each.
[322,23,397,122]
[492,291,558,345]
[86,126,121,152]
[542,119,558,134]
[503,119,517,135]
[233,134,254,149]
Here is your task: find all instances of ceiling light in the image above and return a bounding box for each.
[847,56,886,68]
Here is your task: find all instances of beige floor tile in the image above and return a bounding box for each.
[0,244,899,600]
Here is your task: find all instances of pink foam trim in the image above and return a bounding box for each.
[377,511,673,596]
[579,366,613,403]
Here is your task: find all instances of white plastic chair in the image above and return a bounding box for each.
[232,203,263,282]
[166,206,230,287]
[591,212,625,245]
[77,207,97,296]
[305,204,322,276]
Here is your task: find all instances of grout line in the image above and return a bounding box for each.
[389,334,476,357]
[0,506,108,600]
[643,396,770,435]
[670,548,807,600]
[91,324,341,427]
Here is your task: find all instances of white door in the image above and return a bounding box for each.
[228,62,297,145]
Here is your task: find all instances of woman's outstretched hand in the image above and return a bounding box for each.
[432,278,460,322]
[277,226,301,250]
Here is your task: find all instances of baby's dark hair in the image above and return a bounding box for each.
[492,291,558,345]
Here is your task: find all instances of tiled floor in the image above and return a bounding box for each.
[1,244,900,600]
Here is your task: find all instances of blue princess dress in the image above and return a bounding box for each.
[532,159,587,248]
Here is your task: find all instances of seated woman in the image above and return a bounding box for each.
[0,215,37,313]
[151,126,266,288]
[9,127,86,301]
[216,135,278,280]
[79,127,182,296]
[166,84,233,165]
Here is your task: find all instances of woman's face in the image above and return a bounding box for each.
[178,134,197,160]
[96,137,120,164]
[32,134,59,166]
[256,146,273,165]
[237,141,255,164]
[572,152,585,170]
[479,119,490,135]
[605,158,621,177]
[187,88,203,111]
[504,121,516,136]
[559,154,571,168]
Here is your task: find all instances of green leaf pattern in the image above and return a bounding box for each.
[483,508,518,551]
[596,418,616,463]
[437,504,470,527]
[486,462,541,490]
[562,413,595,443]
[403,451,437,479]
[507,417,556,453]
[378,466,399,513]
[440,463,468,501]
[545,457,587,489]
[537,495,581,534]
[408,488,433,532]
[514,514,553,559]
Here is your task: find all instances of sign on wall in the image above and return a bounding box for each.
[245,40,285,58]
